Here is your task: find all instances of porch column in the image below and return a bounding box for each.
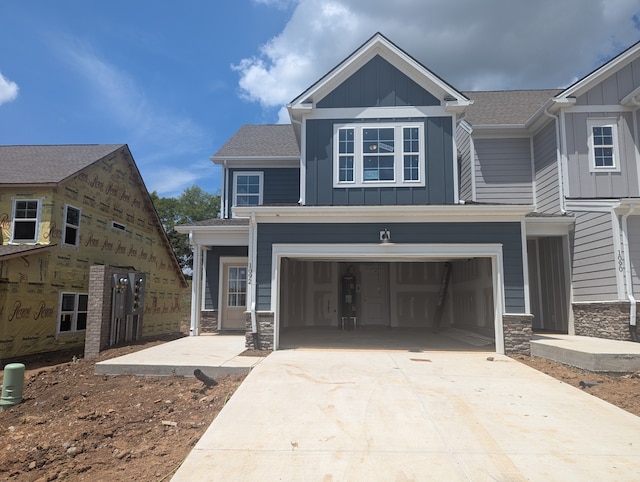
[189,234,203,336]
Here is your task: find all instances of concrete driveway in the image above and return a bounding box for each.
[172,348,640,481]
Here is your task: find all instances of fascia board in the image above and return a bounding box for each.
[565,199,621,212]
[556,42,640,100]
[621,86,640,106]
[234,204,533,223]
[175,225,249,234]
[211,157,299,166]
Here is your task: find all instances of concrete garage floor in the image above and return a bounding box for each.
[172,344,640,481]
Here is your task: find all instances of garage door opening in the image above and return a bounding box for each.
[278,258,495,351]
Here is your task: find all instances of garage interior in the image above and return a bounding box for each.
[278,258,496,351]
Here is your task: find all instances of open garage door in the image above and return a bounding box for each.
[278,258,496,350]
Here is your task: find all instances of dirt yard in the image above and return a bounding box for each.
[1,341,640,482]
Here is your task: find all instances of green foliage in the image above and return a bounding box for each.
[150,186,220,271]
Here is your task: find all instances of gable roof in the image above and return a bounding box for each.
[0,144,125,185]
[463,90,562,127]
[0,244,57,261]
[288,32,471,115]
[211,124,299,163]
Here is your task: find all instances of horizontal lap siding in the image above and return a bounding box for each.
[475,138,533,204]
[533,122,561,213]
[570,211,618,301]
[305,117,454,206]
[256,222,524,312]
[627,216,640,295]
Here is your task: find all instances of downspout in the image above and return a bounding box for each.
[249,211,259,349]
[188,231,201,336]
[543,107,567,213]
[222,160,228,218]
[622,204,638,341]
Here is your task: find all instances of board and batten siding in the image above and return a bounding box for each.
[564,111,639,199]
[255,221,525,313]
[570,211,619,301]
[456,124,473,201]
[227,167,300,217]
[304,117,455,206]
[533,121,561,213]
[474,138,533,204]
[574,56,640,106]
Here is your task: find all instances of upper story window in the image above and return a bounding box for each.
[588,119,620,172]
[334,122,425,188]
[233,172,263,207]
[63,205,81,247]
[11,199,40,243]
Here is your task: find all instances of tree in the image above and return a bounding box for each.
[150,186,220,271]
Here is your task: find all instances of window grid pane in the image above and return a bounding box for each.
[592,126,614,167]
[228,267,247,307]
[235,175,260,206]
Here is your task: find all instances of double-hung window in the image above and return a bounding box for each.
[58,292,88,333]
[233,172,263,207]
[588,119,619,172]
[334,122,425,187]
[11,199,40,243]
[63,205,81,247]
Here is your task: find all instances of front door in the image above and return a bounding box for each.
[220,259,248,330]
[360,263,390,326]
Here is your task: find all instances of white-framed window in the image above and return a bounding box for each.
[588,118,620,172]
[63,205,81,247]
[334,122,425,187]
[58,292,88,333]
[233,172,263,207]
[11,199,40,243]
[227,266,247,307]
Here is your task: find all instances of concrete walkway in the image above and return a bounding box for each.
[172,347,640,481]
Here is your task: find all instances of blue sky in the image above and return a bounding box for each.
[1,0,639,198]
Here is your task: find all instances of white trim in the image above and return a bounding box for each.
[562,234,575,335]
[56,291,88,335]
[587,118,621,173]
[189,236,202,336]
[175,225,250,247]
[559,110,570,202]
[452,113,459,204]
[521,219,531,314]
[212,157,299,167]
[306,106,450,120]
[469,130,477,202]
[610,208,626,299]
[270,242,507,354]
[232,171,264,211]
[565,199,621,212]
[202,249,210,312]
[300,117,307,205]
[634,110,640,196]
[10,198,41,244]
[219,256,249,330]
[62,204,81,248]
[563,105,632,114]
[530,137,537,208]
[525,217,573,236]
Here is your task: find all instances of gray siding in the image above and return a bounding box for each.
[317,55,439,108]
[204,246,249,310]
[564,111,639,199]
[227,167,300,217]
[456,125,473,201]
[474,138,533,204]
[255,221,525,313]
[574,56,640,105]
[533,121,561,213]
[570,211,618,301]
[305,117,454,206]
[627,216,640,296]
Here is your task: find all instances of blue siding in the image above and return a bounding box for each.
[204,246,249,309]
[305,117,454,206]
[255,222,524,312]
[317,55,439,108]
[227,167,300,217]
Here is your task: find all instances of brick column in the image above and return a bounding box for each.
[85,265,120,359]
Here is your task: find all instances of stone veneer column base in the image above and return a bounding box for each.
[503,314,533,355]
[200,311,218,333]
[245,312,275,350]
[573,301,633,341]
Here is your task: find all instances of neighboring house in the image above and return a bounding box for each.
[178,33,640,355]
[0,144,187,359]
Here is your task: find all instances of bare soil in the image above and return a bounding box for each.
[2,342,640,482]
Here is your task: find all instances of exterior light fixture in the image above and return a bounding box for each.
[380,229,391,244]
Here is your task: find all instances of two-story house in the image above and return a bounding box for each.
[178,33,640,355]
[0,144,188,360]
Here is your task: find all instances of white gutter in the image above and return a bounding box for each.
[621,204,638,339]
[543,107,567,213]
[249,211,259,346]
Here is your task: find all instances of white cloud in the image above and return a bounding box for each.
[0,72,19,105]
[236,0,640,116]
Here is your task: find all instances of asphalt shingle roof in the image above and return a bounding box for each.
[0,244,57,260]
[0,144,125,184]
[212,125,299,159]
[463,90,562,126]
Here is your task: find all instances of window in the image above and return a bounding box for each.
[58,292,88,333]
[227,266,247,307]
[334,123,425,187]
[11,199,40,242]
[63,205,81,247]
[588,119,619,172]
[233,172,263,207]
[111,221,126,232]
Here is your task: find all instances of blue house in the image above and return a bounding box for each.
[177,33,640,355]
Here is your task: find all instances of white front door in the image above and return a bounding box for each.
[360,263,389,325]
[220,259,248,330]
